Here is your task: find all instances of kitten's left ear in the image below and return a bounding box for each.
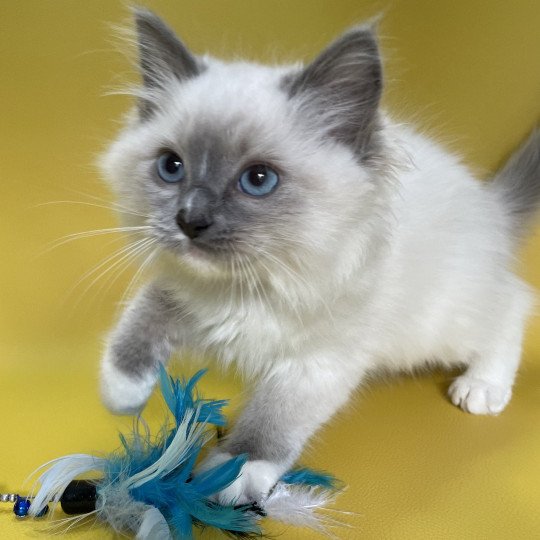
[285,25,382,154]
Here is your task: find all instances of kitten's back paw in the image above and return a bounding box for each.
[448,376,511,415]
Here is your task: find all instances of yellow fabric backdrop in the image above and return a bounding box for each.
[1,1,539,538]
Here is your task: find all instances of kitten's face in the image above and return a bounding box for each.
[102,10,387,287]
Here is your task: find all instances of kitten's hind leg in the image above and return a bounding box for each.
[448,282,532,415]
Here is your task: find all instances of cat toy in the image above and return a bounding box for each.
[2,367,343,539]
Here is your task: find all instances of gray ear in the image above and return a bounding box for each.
[134,9,202,113]
[286,26,382,154]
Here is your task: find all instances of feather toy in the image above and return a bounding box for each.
[3,367,344,539]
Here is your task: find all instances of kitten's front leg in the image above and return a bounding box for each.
[100,282,184,414]
[203,360,363,505]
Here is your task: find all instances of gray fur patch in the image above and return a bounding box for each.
[147,123,306,259]
[112,285,183,378]
[223,390,298,464]
[283,25,383,158]
[134,9,204,117]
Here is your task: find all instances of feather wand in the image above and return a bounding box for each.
[4,367,343,539]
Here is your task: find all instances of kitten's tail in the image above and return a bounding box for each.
[491,128,540,237]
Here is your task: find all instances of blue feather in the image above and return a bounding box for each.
[190,454,248,497]
[281,467,340,490]
[159,366,228,427]
[97,368,261,539]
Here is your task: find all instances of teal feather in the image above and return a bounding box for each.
[280,467,341,490]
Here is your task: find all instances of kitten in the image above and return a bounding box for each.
[100,9,540,504]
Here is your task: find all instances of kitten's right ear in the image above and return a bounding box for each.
[133,9,202,114]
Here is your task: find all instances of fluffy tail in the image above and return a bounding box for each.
[491,128,540,237]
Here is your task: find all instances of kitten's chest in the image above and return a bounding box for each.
[176,289,305,368]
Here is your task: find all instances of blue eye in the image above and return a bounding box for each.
[238,165,279,197]
[157,152,185,183]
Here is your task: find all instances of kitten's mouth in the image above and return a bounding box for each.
[176,240,238,279]
[150,225,235,274]
[184,241,216,261]
[171,237,217,262]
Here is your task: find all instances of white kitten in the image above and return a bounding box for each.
[100,9,540,504]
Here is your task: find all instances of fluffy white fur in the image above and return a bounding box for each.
[99,10,538,506]
[101,348,157,414]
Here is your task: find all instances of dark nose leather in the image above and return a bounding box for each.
[176,188,214,239]
[176,212,213,239]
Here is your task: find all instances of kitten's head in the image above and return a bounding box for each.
[102,9,392,297]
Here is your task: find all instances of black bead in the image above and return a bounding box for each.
[60,480,97,515]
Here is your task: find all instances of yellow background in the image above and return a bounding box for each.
[1,1,539,538]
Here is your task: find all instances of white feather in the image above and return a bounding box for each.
[123,409,209,491]
[264,482,347,535]
[28,454,106,517]
[136,507,172,540]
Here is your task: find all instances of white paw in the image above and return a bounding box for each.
[100,352,156,415]
[448,376,511,415]
[198,451,282,505]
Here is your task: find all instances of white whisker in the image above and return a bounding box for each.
[120,245,160,307]
[80,238,156,305]
[93,239,158,306]
[34,199,150,219]
[62,237,153,313]
[37,225,152,256]
[70,237,150,292]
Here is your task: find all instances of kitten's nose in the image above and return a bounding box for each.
[176,188,214,239]
[176,212,213,239]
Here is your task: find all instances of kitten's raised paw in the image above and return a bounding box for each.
[199,451,282,505]
[100,353,156,415]
[448,376,511,415]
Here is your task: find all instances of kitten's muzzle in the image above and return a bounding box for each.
[176,188,214,240]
